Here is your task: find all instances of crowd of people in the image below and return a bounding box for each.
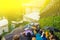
[12,23,58,40]
[0,23,59,40]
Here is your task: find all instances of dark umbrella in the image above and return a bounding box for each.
[45,27,55,32]
[45,26,60,32]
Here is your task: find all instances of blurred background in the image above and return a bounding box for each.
[0,0,60,39]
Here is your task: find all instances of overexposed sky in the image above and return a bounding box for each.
[0,0,50,14]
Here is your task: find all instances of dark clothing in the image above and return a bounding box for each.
[42,36,47,40]
[20,35,27,40]
[26,32,32,40]
[27,37,32,40]
[54,35,59,40]
[0,35,2,40]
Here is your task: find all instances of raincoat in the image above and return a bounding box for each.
[36,33,43,40]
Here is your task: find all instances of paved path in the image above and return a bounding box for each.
[4,26,24,40]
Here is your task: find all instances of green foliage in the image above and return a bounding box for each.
[39,16,60,39]
[39,16,53,28]
[22,21,29,26]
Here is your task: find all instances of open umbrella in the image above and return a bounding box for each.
[44,27,55,32]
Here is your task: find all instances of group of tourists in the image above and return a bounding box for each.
[12,23,58,40]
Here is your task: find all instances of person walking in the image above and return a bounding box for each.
[42,34,47,40]
[49,32,58,40]
[20,32,27,40]
[26,32,32,40]
[36,33,43,40]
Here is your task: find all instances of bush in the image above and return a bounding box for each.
[39,16,60,39]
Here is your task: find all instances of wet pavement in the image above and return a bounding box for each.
[4,27,24,40]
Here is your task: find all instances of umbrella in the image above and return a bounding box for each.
[45,27,55,32]
[45,26,60,32]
